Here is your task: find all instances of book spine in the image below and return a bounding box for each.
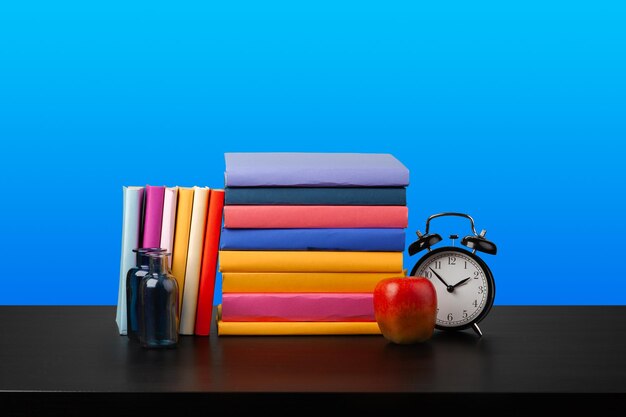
[218,251,404,273]
[159,187,179,269]
[223,205,408,229]
[142,185,166,248]
[115,186,144,335]
[179,187,210,335]
[221,272,402,293]
[170,188,195,317]
[195,189,225,336]
[216,320,382,336]
[224,152,409,187]
[224,187,407,206]
[220,293,375,322]
[219,228,406,252]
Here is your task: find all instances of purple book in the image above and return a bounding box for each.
[224,152,409,187]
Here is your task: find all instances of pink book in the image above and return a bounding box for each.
[220,293,375,322]
[141,185,166,248]
[223,205,408,229]
[159,186,178,269]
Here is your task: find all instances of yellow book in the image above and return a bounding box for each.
[217,320,382,336]
[215,305,382,335]
[170,187,194,315]
[221,271,406,293]
[217,320,381,336]
[179,186,210,335]
[218,251,403,273]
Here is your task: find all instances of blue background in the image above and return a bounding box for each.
[1,1,624,305]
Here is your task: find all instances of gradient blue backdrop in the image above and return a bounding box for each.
[1,1,624,305]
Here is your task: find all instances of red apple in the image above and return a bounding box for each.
[373,276,437,344]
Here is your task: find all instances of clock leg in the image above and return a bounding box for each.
[472,323,483,337]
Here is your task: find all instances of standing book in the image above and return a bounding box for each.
[179,186,211,335]
[142,185,166,248]
[170,187,194,318]
[159,186,179,269]
[195,189,225,336]
[115,186,144,335]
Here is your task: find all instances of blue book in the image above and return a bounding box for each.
[220,228,406,252]
[224,187,406,206]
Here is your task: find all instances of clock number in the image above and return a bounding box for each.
[473,300,478,307]
[433,261,442,269]
[478,286,484,294]
[474,270,480,279]
[448,257,456,265]
[424,270,433,279]
[464,261,468,269]
[447,313,453,321]
[463,310,468,318]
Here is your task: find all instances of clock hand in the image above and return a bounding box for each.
[429,267,451,288]
[451,277,471,289]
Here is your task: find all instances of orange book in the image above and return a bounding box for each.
[194,189,225,336]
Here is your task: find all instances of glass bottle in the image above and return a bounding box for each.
[138,251,179,349]
[126,247,165,341]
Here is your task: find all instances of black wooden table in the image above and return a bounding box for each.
[1,306,625,416]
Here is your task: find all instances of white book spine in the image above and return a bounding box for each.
[115,186,144,335]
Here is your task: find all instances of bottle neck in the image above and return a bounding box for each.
[148,255,168,275]
[136,248,165,269]
[136,252,151,269]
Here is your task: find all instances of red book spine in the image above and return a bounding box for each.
[223,205,408,228]
[194,189,225,336]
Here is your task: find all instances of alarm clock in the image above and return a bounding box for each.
[408,212,497,337]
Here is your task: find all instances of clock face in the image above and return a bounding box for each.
[413,248,493,329]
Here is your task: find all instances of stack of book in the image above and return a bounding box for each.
[217,152,410,335]
[116,184,225,337]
